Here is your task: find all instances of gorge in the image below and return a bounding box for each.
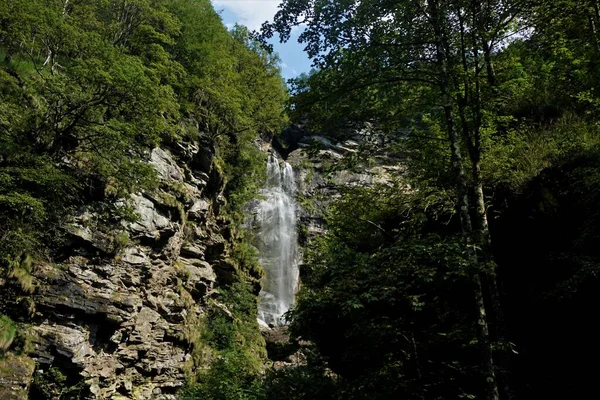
[3,0,600,399]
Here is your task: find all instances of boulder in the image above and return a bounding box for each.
[127,194,175,241]
[150,148,183,182]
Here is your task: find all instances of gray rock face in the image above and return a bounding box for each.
[286,123,405,242]
[0,355,35,400]
[151,147,184,182]
[128,194,176,241]
[188,199,210,221]
[1,146,233,399]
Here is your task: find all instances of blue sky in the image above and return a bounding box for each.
[212,0,312,80]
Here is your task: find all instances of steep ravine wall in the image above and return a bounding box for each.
[0,123,403,399]
[0,143,253,399]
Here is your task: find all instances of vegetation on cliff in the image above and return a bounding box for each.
[0,0,286,273]
[0,0,286,397]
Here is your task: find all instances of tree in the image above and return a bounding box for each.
[0,0,288,286]
[262,1,529,398]
[289,185,487,399]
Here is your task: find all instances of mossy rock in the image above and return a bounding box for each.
[0,354,35,400]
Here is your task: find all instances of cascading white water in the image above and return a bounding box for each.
[256,153,300,326]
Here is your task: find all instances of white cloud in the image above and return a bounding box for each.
[212,0,282,31]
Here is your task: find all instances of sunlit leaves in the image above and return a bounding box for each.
[0,0,287,274]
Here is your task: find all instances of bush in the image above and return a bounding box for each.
[182,282,266,399]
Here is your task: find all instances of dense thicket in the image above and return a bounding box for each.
[257,0,600,399]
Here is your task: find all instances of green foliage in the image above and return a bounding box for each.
[8,266,35,295]
[485,142,600,398]
[112,231,130,253]
[256,1,600,399]
[0,315,16,351]
[288,185,482,399]
[165,1,287,231]
[255,0,600,399]
[0,0,172,275]
[219,138,268,225]
[259,362,339,400]
[231,241,263,280]
[180,352,264,400]
[10,0,600,398]
[482,115,600,190]
[1,4,288,398]
[0,0,287,281]
[182,282,266,400]
[30,367,86,400]
[525,0,600,117]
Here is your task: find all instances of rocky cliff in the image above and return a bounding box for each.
[251,122,405,371]
[0,121,405,400]
[283,122,405,242]
[0,143,253,399]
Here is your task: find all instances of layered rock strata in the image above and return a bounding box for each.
[0,144,236,399]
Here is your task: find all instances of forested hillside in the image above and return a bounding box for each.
[0,0,287,398]
[258,0,600,399]
[0,0,286,269]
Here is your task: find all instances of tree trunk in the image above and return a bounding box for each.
[428,2,500,399]
[473,160,514,400]
[481,40,497,86]
[474,272,501,400]
[591,0,600,57]
[430,2,471,233]
[409,330,425,400]
[469,6,514,396]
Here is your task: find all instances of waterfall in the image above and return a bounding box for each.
[256,153,300,326]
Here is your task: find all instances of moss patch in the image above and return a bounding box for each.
[0,315,16,351]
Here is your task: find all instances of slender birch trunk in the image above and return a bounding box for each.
[428,2,500,399]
